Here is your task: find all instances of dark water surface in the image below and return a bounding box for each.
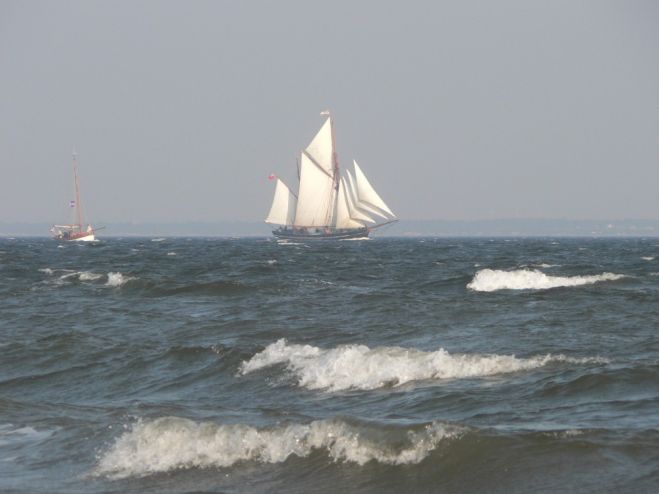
[1,237,658,493]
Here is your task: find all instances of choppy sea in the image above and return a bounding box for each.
[1,237,658,493]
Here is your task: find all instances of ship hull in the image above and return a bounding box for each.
[273,227,368,240]
[53,233,96,242]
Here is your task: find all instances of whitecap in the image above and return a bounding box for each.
[39,268,54,275]
[79,271,103,281]
[106,272,135,287]
[58,271,103,282]
[151,238,166,242]
[641,256,654,261]
[467,269,625,292]
[166,252,177,256]
[239,339,607,392]
[94,417,462,479]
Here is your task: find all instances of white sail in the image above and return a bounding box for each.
[265,179,297,225]
[304,116,334,175]
[343,175,375,224]
[345,170,379,222]
[294,153,335,227]
[352,160,395,218]
[335,179,366,229]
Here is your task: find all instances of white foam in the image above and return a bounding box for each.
[95,417,461,478]
[467,269,625,292]
[79,271,103,281]
[39,268,54,275]
[151,238,166,242]
[641,256,654,261]
[239,339,606,392]
[0,424,53,446]
[58,271,103,282]
[166,252,177,256]
[106,272,134,287]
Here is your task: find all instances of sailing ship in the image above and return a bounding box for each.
[50,151,101,242]
[266,112,397,240]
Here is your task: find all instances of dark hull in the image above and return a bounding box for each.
[273,227,369,240]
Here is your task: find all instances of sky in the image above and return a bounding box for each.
[0,0,657,224]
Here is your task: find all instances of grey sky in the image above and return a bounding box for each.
[1,0,657,224]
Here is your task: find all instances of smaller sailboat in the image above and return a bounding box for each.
[266,111,397,239]
[51,151,102,242]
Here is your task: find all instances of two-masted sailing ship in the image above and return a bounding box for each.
[266,112,396,240]
[50,151,101,242]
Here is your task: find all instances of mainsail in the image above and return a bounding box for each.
[265,112,396,238]
[294,153,335,227]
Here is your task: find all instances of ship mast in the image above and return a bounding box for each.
[72,150,83,230]
[323,110,340,227]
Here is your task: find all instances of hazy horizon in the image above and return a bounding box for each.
[3,217,659,238]
[1,0,657,224]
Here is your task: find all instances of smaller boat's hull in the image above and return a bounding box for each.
[53,233,96,242]
[273,227,368,241]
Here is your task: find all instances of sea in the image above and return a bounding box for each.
[1,236,658,493]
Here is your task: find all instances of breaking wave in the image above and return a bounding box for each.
[239,339,606,392]
[467,269,625,292]
[95,417,462,479]
[106,272,135,287]
[79,271,103,281]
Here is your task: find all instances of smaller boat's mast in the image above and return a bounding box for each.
[72,149,83,229]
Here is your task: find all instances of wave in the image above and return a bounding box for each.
[0,423,54,446]
[79,271,103,281]
[467,269,625,292]
[641,256,654,261]
[106,272,135,287]
[94,417,463,479]
[40,269,119,284]
[153,280,250,296]
[239,339,606,392]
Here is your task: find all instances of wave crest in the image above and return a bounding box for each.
[239,339,605,391]
[95,417,462,478]
[467,269,625,292]
[106,272,135,287]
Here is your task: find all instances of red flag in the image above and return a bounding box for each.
[268,174,276,181]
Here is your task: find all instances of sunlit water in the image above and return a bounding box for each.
[1,237,657,493]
